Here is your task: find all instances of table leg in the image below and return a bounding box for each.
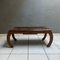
[42,33,47,41]
[7,31,13,48]
[47,31,53,47]
[12,34,17,41]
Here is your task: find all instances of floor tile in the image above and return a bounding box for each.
[54,41,60,45]
[11,34,28,54]
[11,45,28,54]
[37,34,49,40]
[11,34,28,40]
[28,34,45,54]
[53,33,60,39]
[0,40,7,48]
[0,36,7,48]
[0,33,60,60]
[38,34,50,45]
[43,43,60,54]
[0,34,6,40]
[28,35,39,40]
[53,37,60,41]
[8,54,27,60]
[29,54,48,60]
[54,43,60,49]
[29,45,45,54]
[0,48,12,54]
[0,55,9,60]
[48,54,60,60]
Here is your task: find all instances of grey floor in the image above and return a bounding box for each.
[0,33,60,60]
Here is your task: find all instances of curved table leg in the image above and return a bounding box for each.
[12,34,17,41]
[7,31,13,48]
[42,33,47,41]
[47,31,53,47]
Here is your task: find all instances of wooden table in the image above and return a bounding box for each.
[7,27,53,48]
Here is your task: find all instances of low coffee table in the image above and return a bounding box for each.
[7,27,53,47]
